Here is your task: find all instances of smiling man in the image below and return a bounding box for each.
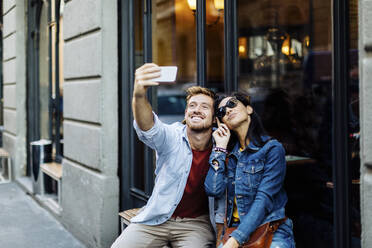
[111,63,223,248]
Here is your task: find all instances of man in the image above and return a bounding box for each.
[111,63,223,248]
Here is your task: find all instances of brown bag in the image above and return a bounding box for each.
[221,218,287,248]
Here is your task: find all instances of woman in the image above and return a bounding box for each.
[204,92,295,248]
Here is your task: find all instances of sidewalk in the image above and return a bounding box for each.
[0,182,86,248]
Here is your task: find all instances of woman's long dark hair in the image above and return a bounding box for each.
[214,92,269,151]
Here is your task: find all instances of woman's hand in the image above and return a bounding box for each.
[222,237,240,248]
[213,118,231,149]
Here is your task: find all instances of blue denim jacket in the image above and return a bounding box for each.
[131,113,225,229]
[204,137,288,244]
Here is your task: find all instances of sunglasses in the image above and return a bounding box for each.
[216,98,239,120]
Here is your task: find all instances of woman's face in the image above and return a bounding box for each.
[217,97,253,130]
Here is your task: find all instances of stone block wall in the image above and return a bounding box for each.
[2,0,27,178]
[360,0,372,247]
[61,0,119,247]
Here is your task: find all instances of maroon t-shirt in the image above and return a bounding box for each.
[172,149,211,218]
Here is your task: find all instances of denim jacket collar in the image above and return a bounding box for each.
[229,135,271,159]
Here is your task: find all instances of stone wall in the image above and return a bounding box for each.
[2,0,27,179]
[61,0,119,247]
[360,0,372,247]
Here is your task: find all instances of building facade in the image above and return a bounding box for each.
[1,0,372,248]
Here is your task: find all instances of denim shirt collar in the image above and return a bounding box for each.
[181,124,192,150]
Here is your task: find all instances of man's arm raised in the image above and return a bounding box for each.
[132,63,160,131]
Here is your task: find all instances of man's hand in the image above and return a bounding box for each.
[222,237,240,248]
[132,63,161,131]
[133,63,160,97]
[212,118,231,149]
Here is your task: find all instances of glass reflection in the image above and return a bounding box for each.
[152,0,196,124]
[39,4,50,140]
[206,0,224,92]
[238,0,335,247]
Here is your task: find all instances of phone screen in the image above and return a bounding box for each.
[154,66,178,83]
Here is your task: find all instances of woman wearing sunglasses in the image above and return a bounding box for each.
[205,92,295,248]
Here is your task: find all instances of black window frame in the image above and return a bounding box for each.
[48,0,63,163]
[26,0,43,176]
[119,1,354,247]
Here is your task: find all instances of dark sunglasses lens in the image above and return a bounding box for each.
[226,99,238,108]
[216,107,226,118]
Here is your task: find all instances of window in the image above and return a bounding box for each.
[120,1,358,246]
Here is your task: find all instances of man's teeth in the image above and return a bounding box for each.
[192,116,202,120]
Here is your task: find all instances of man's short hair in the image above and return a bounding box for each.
[182,86,215,124]
[185,86,216,104]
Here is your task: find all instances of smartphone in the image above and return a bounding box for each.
[154,66,178,83]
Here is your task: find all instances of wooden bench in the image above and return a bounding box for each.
[118,208,172,247]
[0,148,11,183]
[119,208,141,231]
[41,162,62,205]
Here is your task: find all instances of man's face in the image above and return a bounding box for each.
[184,94,214,131]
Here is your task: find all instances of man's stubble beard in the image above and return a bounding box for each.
[187,121,213,133]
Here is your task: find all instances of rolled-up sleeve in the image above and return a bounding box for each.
[133,112,176,153]
[204,151,228,197]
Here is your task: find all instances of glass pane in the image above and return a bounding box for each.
[206,0,224,92]
[133,0,145,191]
[39,4,50,140]
[152,0,196,124]
[238,0,334,247]
[349,0,361,246]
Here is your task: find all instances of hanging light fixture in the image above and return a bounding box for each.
[214,0,224,10]
[187,0,196,11]
[187,0,224,11]
[187,0,223,26]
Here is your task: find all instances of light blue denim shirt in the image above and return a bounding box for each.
[131,113,224,228]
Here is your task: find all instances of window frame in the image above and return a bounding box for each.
[48,0,63,163]
[26,0,43,176]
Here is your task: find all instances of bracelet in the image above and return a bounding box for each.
[213,147,228,154]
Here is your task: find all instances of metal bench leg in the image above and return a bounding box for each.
[57,179,62,205]
[7,157,11,181]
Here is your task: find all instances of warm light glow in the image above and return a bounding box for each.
[282,45,289,55]
[214,0,224,10]
[304,35,310,47]
[187,0,196,11]
[281,36,291,55]
[238,37,247,57]
[239,45,246,54]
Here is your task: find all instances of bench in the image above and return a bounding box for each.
[0,148,12,183]
[118,208,172,247]
[41,162,62,205]
[119,208,141,231]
